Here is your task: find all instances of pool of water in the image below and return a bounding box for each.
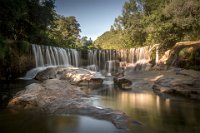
[90,84,200,133]
[1,80,200,133]
[0,110,125,133]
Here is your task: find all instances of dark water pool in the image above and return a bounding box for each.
[1,80,200,133]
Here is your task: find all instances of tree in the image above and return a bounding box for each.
[162,0,200,40]
[80,36,93,49]
[94,30,130,49]
[48,15,81,48]
[0,0,55,43]
[107,0,200,49]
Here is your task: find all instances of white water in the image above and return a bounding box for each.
[118,46,151,71]
[23,44,80,79]
[20,67,48,80]
[87,49,116,71]
[32,44,79,67]
[24,45,153,79]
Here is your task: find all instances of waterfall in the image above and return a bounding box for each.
[128,46,151,63]
[31,44,79,67]
[32,44,44,67]
[118,46,151,71]
[87,49,117,72]
[23,44,80,79]
[24,44,154,79]
[105,60,114,76]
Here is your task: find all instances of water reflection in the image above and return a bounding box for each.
[92,85,200,133]
[0,110,125,133]
[0,79,37,109]
[1,80,200,133]
[49,115,127,133]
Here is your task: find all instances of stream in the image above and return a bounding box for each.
[1,79,200,133]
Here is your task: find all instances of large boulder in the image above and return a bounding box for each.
[166,41,200,70]
[60,67,104,86]
[34,67,105,86]
[8,79,132,129]
[34,67,58,81]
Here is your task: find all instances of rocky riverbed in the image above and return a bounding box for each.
[7,65,200,131]
[8,78,132,129]
[118,67,200,100]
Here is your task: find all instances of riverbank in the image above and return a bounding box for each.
[120,67,200,100]
[7,78,133,129]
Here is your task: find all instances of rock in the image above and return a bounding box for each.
[176,69,200,78]
[35,66,105,86]
[114,77,132,90]
[124,62,152,74]
[167,40,200,69]
[159,50,170,65]
[34,67,58,81]
[8,79,131,129]
[60,67,104,86]
[153,69,200,100]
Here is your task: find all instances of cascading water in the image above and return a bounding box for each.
[87,49,117,72]
[23,44,80,79]
[128,46,151,63]
[118,46,151,71]
[23,44,154,79]
[32,44,80,67]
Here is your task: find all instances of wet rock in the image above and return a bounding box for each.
[34,67,58,81]
[124,62,152,74]
[167,41,200,70]
[114,77,132,90]
[153,69,200,100]
[176,69,200,78]
[8,79,131,129]
[60,67,104,86]
[35,66,105,86]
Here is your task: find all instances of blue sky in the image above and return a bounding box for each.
[55,0,127,40]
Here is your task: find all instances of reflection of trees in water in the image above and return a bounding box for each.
[98,90,200,133]
[95,85,119,97]
[0,111,80,133]
[0,110,53,133]
[48,115,80,133]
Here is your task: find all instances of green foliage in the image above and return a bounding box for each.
[48,15,81,48]
[96,0,200,50]
[0,0,55,43]
[94,30,132,49]
[0,37,8,61]
[178,46,200,70]
[79,36,93,49]
[15,41,31,54]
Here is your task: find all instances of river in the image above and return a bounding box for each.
[0,79,200,133]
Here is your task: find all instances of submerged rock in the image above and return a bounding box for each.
[8,79,131,129]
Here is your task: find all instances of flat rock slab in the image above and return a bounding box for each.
[8,79,131,129]
[152,69,200,100]
[122,68,200,99]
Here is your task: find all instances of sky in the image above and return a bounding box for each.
[55,0,127,40]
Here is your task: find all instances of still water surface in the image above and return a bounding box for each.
[0,80,200,133]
